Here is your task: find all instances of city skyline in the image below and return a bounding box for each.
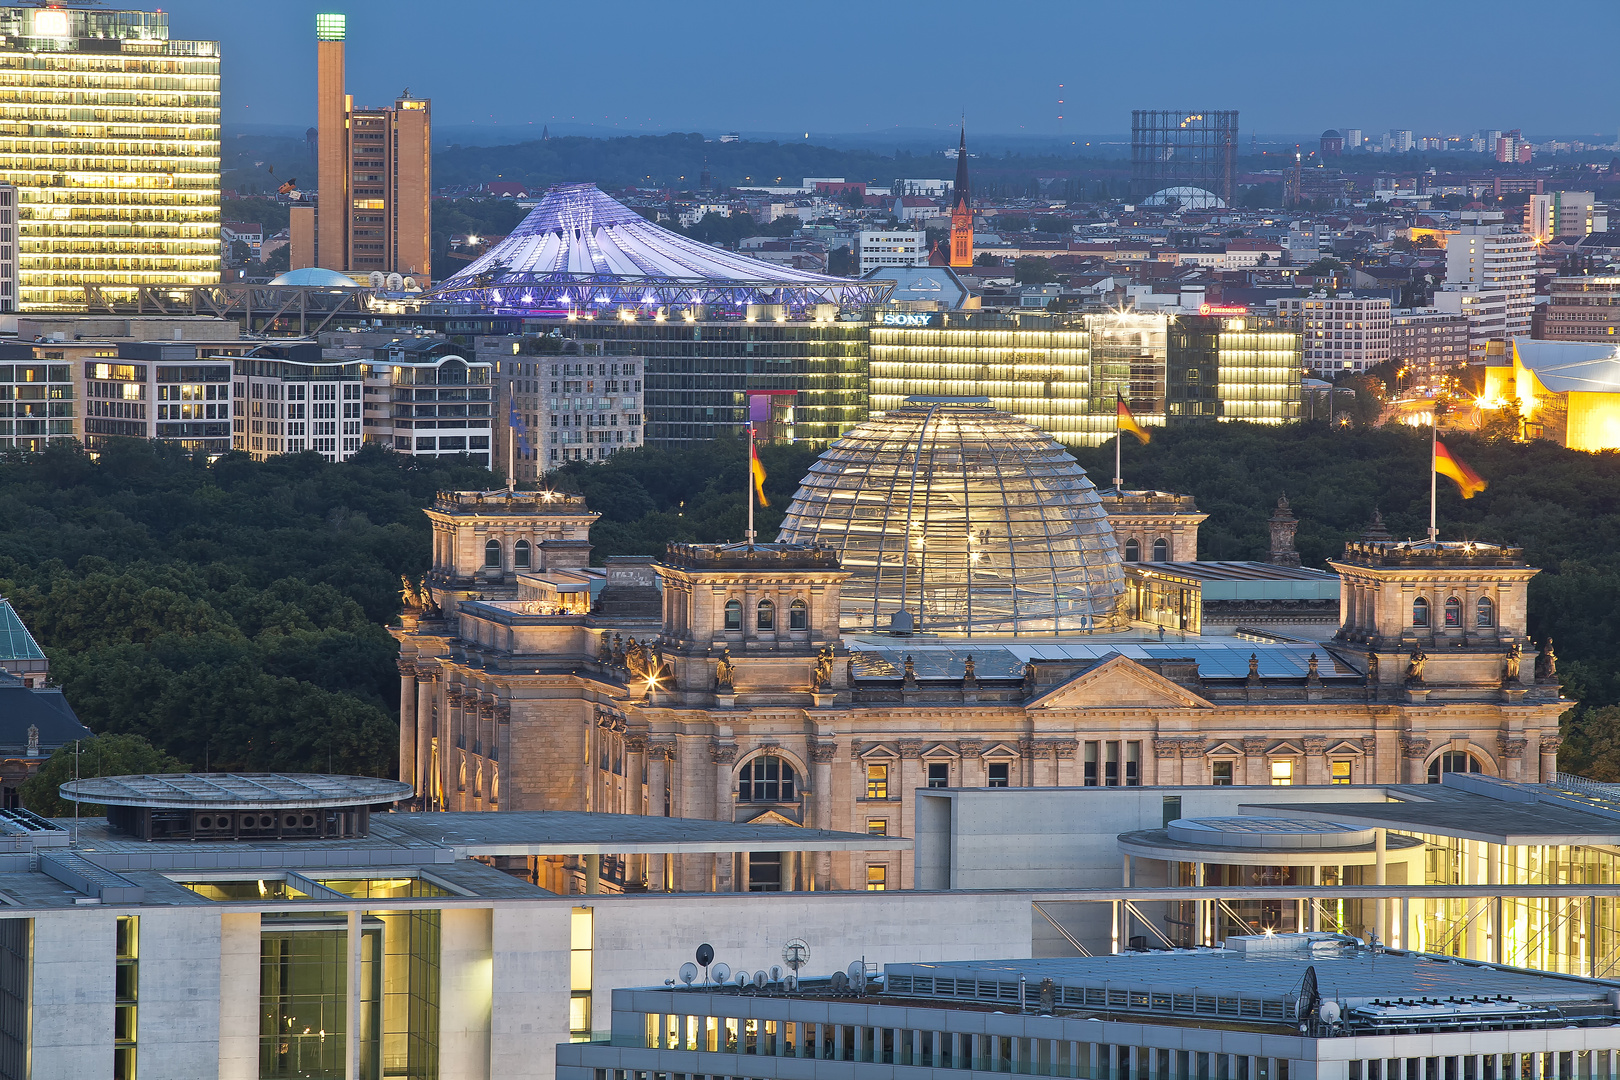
[161,0,1620,140]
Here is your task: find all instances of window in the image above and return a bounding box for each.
[484,539,501,568]
[789,598,808,631]
[866,865,887,891]
[1212,760,1234,785]
[738,755,796,802]
[570,907,593,1041]
[1124,538,1140,562]
[1428,750,1482,783]
[1330,760,1352,785]
[987,761,1010,787]
[1412,596,1430,627]
[865,764,888,799]
[866,819,887,836]
[926,762,949,788]
[1476,596,1495,627]
[723,598,742,631]
[756,598,775,631]
[514,539,531,569]
[1444,596,1463,627]
[115,915,138,1080]
[1270,759,1294,786]
[1152,537,1169,562]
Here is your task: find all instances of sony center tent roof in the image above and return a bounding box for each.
[431,183,890,315]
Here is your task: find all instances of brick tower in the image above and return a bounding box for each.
[949,125,973,268]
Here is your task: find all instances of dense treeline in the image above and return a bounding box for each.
[0,441,493,780]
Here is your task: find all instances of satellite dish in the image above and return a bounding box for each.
[1298,965,1321,1021]
[403,276,419,292]
[782,938,810,973]
[1319,1001,1342,1024]
[734,971,750,987]
[753,970,768,989]
[386,272,404,291]
[830,970,849,991]
[769,965,783,982]
[696,944,715,967]
[368,271,384,288]
[783,974,798,992]
[679,963,698,986]
[847,961,866,980]
[711,962,730,985]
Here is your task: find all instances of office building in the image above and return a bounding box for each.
[1344,127,1362,148]
[866,310,1300,448]
[1445,226,1536,345]
[309,13,431,281]
[231,341,363,461]
[393,406,1560,893]
[361,337,494,466]
[1537,276,1620,342]
[565,939,1620,1080]
[1275,295,1392,374]
[1390,308,1470,387]
[0,343,74,451]
[0,6,220,310]
[1130,111,1239,206]
[82,343,233,457]
[478,337,641,478]
[1526,192,1605,242]
[0,184,15,312]
[859,230,927,274]
[1433,287,1511,359]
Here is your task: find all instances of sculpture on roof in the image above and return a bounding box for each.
[1535,638,1557,683]
[1504,643,1522,685]
[715,647,735,693]
[812,645,834,690]
[1405,648,1427,684]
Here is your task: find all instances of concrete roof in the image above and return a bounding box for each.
[1241,784,1620,845]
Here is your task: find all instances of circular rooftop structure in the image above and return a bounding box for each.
[775,398,1125,636]
[1321,129,1343,140]
[1141,186,1227,210]
[59,773,414,841]
[266,267,360,288]
[1118,816,1426,867]
[1167,817,1376,850]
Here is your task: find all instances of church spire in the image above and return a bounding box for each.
[949,123,973,268]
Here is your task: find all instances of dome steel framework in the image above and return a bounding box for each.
[776,398,1125,636]
[431,183,892,315]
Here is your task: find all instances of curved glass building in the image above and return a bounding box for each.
[776,398,1125,636]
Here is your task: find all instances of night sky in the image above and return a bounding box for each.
[163,0,1619,141]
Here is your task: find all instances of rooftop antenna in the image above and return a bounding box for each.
[696,942,714,986]
[679,962,697,987]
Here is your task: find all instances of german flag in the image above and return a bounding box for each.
[1435,439,1487,499]
[750,443,769,508]
[1117,396,1150,444]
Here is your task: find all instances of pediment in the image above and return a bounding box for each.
[1324,740,1365,757]
[1031,654,1212,711]
[1268,740,1304,757]
[857,743,898,761]
[921,743,961,760]
[1206,741,1243,757]
[980,742,1021,760]
[742,809,802,827]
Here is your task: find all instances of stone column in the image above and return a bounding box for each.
[1302,737,1327,786]
[1153,739,1179,787]
[397,659,417,788]
[492,702,509,808]
[414,666,436,807]
[624,732,648,887]
[1539,735,1562,783]
[1053,741,1076,787]
[445,685,466,810]
[1181,741,1204,785]
[1401,736,1430,785]
[1499,734,1527,783]
[898,741,922,867]
[810,739,836,889]
[645,743,671,891]
[1242,738,1267,786]
[710,740,737,890]
[956,740,983,787]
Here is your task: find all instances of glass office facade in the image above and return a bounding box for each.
[1172,314,1301,425]
[0,7,220,309]
[0,355,73,450]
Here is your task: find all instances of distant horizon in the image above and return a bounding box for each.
[157,0,1619,138]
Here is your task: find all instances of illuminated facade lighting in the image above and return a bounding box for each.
[0,6,221,310]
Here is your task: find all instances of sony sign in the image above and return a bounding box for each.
[881,312,936,327]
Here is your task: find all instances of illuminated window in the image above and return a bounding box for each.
[1412,596,1430,627]
[570,906,593,1040]
[1476,596,1495,627]
[1330,760,1352,785]
[866,865,887,891]
[1270,759,1294,785]
[723,598,742,631]
[866,764,888,799]
[866,819,887,836]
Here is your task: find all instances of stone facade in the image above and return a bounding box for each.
[392,499,1567,894]
[1096,488,1207,563]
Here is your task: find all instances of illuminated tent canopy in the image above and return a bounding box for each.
[431,183,890,315]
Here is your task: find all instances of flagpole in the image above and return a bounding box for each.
[508,413,516,493]
[1114,398,1124,490]
[1429,412,1438,543]
[746,421,757,548]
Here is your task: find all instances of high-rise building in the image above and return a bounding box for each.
[858,231,927,275]
[949,127,972,267]
[1526,191,1605,242]
[1389,308,1470,387]
[1343,127,1362,149]
[309,14,431,282]
[0,6,220,310]
[1445,225,1537,343]
[1537,275,1620,342]
[1276,294,1392,375]
[1130,111,1238,206]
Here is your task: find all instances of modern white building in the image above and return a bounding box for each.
[232,342,364,461]
[1445,226,1536,343]
[1276,294,1393,374]
[564,942,1620,1080]
[83,343,235,457]
[859,231,928,274]
[1526,192,1605,242]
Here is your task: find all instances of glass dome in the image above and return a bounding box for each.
[776,398,1125,636]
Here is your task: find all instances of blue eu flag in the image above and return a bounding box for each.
[508,397,532,455]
